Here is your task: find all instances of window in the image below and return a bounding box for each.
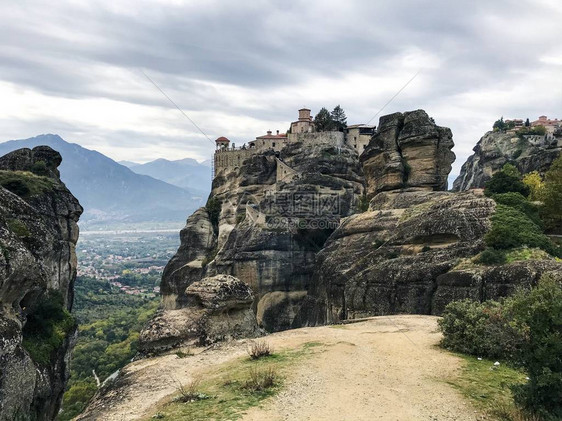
[272,142,276,147]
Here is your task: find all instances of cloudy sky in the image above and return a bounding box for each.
[1,0,561,176]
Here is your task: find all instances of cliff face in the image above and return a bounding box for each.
[453,130,561,191]
[142,109,562,354]
[0,146,82,420]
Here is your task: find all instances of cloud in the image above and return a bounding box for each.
[1,0,561,178]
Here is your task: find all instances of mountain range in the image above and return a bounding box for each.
[0,134,209,228]
[121,157,212,192]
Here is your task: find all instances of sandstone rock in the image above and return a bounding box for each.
[361,110,454,197]
[139,275,260,354]
[160,207,216,309]
[305,190,496,323]
[0,146,82,421]
[453,130,561,191]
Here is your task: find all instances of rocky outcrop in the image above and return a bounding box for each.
[0,146,82,421]
[146,109,562,352]
[147,134,364,336]
[361,110,454,197]
[303,189,562,324]
[453,130,561,191]
[139,275,259,354]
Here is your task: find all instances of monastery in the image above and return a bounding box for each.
[213,108,375,175]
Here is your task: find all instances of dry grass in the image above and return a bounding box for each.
[243,366,278,392]
[247,340,272,360]
[171,375,207,403]
[489,402,543,421]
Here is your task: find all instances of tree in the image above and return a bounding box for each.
[525,118,530,127]
[314,107,334,132]
[330,105,347,131]
[493,117,506,132]
[522,171,546,202]
[542,155,562,232]
[484,164,530,197]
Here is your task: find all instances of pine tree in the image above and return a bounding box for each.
[314,107,334,132]
[331,105,347,131]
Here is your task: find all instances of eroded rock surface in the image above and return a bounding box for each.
[361,110,454,197]
[0,146,82,421]
[139,275,259,354]
[453,130,561,191]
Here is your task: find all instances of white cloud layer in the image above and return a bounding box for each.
[1,0,561,173]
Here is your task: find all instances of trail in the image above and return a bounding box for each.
[78,315,484,421]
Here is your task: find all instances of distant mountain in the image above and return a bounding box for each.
[130,157,212,193]
[118,160,140,168]
[0,135,205,228]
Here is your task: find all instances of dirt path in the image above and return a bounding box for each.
[78,315,484,421]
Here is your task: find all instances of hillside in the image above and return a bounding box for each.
[127,157,211,193]
[0,135,205,228]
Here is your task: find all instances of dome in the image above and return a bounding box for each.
[215,136,230,143]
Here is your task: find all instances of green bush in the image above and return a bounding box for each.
[22,290,76,366]
[491,192,543,228]
[440,275,562,419]
[439,299,524,361]
[505,275,562,419]
[7,219,30,238]
[477,248,506,265]
[31,160,49,176]
[485,172,530,197]
[205,197,221,232]
[485,205,556,255]
[357,194,369,213]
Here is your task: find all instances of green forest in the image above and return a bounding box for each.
[58,276,159,421]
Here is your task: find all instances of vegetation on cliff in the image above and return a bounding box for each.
[478,163,561,264]
[22,290,76,366]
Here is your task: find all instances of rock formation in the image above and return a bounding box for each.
[139,274,259,353]
[143,109,562,354]
[139,134,364,353]
[304,190,561,324]
[453,130,561,191]
[361,110,454,197]
[0,146,82,420]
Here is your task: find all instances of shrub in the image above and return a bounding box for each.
[485,172,530,197]
[7,219,30,238]
[247,340,272,360]
[205,197,221,232]
[491,193,543,228]
[31,160,49,176]
[22,290,76,366]
[357,194,369,213]
[421,245,431,253]
[243,367,278,392]
[439,299,524,361]
[541,155,562,233]
[477,248,506,265]
[505,275,562,419]
[440,275,562,419]
[485,205,556,255]
[172,375,208,403]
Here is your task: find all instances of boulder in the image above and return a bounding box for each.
[361,110,454,197]
[139,275,260,354]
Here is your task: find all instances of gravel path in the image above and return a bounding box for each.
[78,315,485,421]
